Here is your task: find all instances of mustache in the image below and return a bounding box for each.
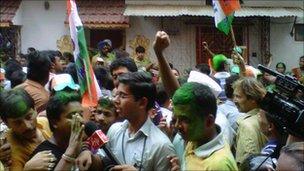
[23,128,36,135]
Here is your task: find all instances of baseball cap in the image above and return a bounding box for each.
[50,73,79,91]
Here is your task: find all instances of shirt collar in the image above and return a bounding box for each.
[242,108,260,119]
[25,79,45,89]
[225,99,235,106]
[191,125,225,158]
[121,118,152,139]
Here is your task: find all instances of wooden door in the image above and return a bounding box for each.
[90,29,125,50]
[196,25,248,65]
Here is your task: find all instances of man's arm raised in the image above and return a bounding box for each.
[153,31,180,97]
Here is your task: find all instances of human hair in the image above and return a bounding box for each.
[27,47,36,54]
[20,53,28,59]
[4,59,22,80]
[46,91,81,132]
[264,111,288,145]
[94,67,114,90]
[27,51,51,84]
[225,74,240,98]
[10,70,26,88]
[98,96,116,113]
[118,72,156,111]
[232,77,266,104]
[195,63,211,75]
[46,50,63,63]
[109,57,138,75]
[280,142,304,170]
[156,83,169,107]
[135,46,145,53]
[172,82,217,119]
[212,54,227,72]
[0,89,34,121]
[300,56,304,61]
[276,62,286,70]
[63,52,74,63]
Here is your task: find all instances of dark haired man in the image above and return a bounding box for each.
[90,96,121,134]
[0,89,52,170]
[44,50,65,92]
[31,91,84,170]
[15,51,51,113]
[77,72,176,170]
[48,50,64,74]
[218,75,243,135]
[109,57,138,88]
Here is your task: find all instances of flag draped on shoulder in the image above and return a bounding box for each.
[212,0,241,35]
[67,0,101,107]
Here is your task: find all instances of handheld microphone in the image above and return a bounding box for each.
[84,121,120,165]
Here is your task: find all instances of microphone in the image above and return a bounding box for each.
[84,121,120,165]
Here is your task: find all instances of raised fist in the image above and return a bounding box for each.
[202,41,208,50]
[153,31,170,54]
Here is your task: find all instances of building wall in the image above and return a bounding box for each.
[126,17,196,73]
[20,0,69,53]
[270,17,304,72]
[248,19,262,67]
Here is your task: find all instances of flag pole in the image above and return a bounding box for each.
[230,25,237,47]
[84,58,93,102]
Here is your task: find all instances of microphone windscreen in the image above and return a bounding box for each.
[84,121,99,136]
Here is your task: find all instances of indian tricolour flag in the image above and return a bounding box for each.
[67,0,101,107]
[212,0,241,35]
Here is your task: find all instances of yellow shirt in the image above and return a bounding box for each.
[235,108,267,165]
[7,117,52,171]
[184,126,238,171]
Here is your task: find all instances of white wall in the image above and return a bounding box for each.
[12,3,23,26]
[20,0,69,53]
[126,17,196,73]
[270,17,304,72]
[248,19,262,67]
[243,0,304,8]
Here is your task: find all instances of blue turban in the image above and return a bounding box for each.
[97,41,108,50]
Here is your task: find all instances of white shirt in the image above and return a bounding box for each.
[107,118,176,171]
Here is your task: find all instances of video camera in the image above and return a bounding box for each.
[258,65,304,138]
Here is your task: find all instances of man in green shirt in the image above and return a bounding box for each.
[233,77,268,166]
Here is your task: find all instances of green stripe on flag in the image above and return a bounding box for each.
[217,14,234,35]
[76,26,92,95]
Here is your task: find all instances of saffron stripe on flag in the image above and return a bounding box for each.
[67,0,102,107]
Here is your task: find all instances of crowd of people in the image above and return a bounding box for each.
[0,31,303,171]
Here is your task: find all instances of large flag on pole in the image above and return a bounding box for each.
[212,0,241,35]
[67,0,101,107]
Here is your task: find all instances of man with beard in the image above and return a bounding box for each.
[233,77,267,166]
[0,89,52,170]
